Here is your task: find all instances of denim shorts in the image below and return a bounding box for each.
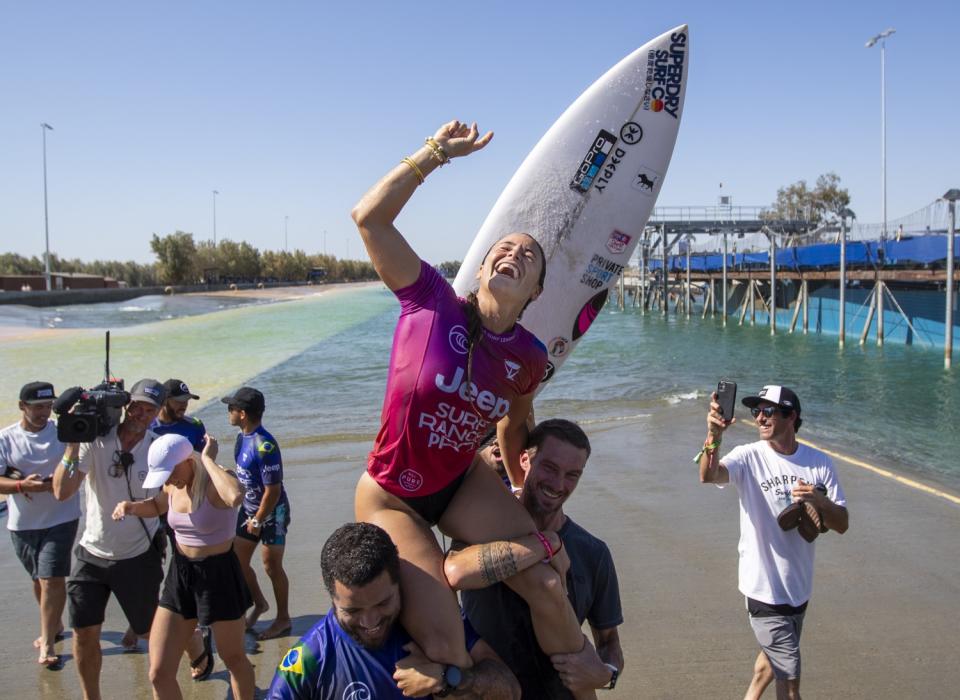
[10,519,79,579]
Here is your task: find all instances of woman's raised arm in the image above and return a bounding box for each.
[350,120,493,290]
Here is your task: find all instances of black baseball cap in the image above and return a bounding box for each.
[20,381,57,404]
[221,387,265,413]
[742,385,801,414]
[163,379,199,401]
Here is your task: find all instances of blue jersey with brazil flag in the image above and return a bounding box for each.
[150,415,207,452]
[234,425,288,517]
[266,608,479,699]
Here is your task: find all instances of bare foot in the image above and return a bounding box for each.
[245,601,270,631]
[256,618,293,641]
[34,628,65,648]
[38,652,61,669]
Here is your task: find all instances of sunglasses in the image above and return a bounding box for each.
[109,450,135,478]
[750,406,791,419]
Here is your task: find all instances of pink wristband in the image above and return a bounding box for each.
[534,531,554,563]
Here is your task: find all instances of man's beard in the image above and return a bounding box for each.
[337,610,399,650]
[521,485,562,522]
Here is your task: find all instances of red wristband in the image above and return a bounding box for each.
[16,480,23,494]
[534,531,554,563]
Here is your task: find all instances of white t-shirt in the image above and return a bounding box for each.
[77,427,160,560]
[721,440,847,607]
[0,420,80,531]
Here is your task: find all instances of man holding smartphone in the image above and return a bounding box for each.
[697,385,849,700]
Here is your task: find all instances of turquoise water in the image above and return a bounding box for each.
[2,285,957,490]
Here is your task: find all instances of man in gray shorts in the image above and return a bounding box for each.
[0,382,81,667]
[698,385,849,699]
[54,379,167,700]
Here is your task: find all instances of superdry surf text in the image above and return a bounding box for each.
[643,31,686,118]
[418,367,511,451]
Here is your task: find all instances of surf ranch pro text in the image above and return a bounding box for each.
[643,31,686,118]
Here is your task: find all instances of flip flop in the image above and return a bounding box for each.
[190,627,214,682]
[256,624,292,641]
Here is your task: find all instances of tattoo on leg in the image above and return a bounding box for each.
[479,542,518,585]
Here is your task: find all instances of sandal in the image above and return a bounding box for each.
[190,627,214,682]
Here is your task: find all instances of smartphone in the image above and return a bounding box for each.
[716,380,737,421]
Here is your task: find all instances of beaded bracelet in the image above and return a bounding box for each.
[424,137,450,165]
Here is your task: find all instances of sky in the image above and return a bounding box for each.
[2,0,958,265]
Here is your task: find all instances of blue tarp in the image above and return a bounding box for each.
[642,236,956,273]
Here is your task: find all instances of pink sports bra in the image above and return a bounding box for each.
[166,495,236,548]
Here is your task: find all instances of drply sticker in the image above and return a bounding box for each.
[606,230,632,255]
[570,130,618,194]
[632,166,662,196]
[571,290,609,341]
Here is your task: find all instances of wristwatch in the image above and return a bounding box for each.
[436,664,463,697]
[602,663,619,690]
[247,517,262,529]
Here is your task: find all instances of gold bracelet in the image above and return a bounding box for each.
[401,157,425,184]
[424,137,450,165]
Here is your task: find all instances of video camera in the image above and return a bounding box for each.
[53,331,130,443]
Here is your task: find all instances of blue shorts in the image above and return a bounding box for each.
[10,519,79,579]
[235,502,291,546]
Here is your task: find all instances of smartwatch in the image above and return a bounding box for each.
[602,663,619,690]
[437,664,463,697]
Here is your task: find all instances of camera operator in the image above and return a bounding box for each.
[0,381,81,668]
[53,378,167,700]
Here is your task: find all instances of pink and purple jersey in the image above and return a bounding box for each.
[368,261,547,498]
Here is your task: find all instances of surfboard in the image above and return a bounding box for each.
[453,25,689,388]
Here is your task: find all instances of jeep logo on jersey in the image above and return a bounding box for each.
[448,325,469,355]
[435,367,511,419]
[504,360,520,380]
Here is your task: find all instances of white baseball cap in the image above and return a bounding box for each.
[144,434,194,489]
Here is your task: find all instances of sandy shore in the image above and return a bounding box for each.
[1,401,958,698]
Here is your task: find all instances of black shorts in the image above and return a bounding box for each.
[68,544,164,634]
[235,502,292,546]
[159,546,252,626]
[398,472,467,526]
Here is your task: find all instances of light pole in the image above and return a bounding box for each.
[284,215,289,252]
[944,189,959,370]
[40,122,54,291]
[323,229,327,257]
[212,190,219,245]
[865,28,895,243]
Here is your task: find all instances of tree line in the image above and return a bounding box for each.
[2,232,450,287]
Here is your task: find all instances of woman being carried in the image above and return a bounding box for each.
[113,434,254,700]
[353,120,594,699]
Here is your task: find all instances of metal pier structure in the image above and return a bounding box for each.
[617,197,958,369]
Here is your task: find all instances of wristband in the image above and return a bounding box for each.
[693,439,721,463]
[534,531,554,563]
[424,137,450,165]
[16,480,23,494]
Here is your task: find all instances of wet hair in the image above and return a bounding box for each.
[526,418,591,458]
[321,522,400,597]
[460,235,547,390]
